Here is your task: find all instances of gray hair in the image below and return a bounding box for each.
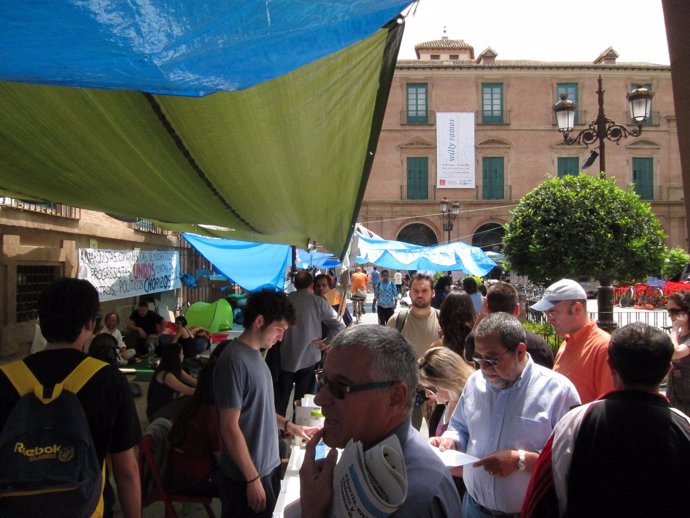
[475,312,526,352]
[330,325,418,412]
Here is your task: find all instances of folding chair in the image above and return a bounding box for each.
[138,434,215,518]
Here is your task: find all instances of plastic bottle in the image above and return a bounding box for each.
[315,439,326,460]
[148,342,155,365]
[309,408,324,429]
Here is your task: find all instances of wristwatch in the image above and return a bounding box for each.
[517,449,527,472]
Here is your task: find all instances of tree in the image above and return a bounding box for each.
[662,246,690,279]
[504,174,666,286]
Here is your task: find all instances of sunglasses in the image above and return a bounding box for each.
[472,349,512,367]
[420,385,439,395]
[314,369,397,399]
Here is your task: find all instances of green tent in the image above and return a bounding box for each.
[185,299,233,333]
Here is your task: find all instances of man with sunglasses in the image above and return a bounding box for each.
[299,325,462,517]
[530,278,614,403]
[430,313,579,518]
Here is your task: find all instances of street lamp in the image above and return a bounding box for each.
[553,76,654,174]
[440,198,460,243]
[552,76,654,332]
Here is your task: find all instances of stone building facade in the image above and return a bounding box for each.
[359,36,684,253]
[0,200,220,358]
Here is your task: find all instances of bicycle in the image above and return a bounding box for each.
[350,292,366,324]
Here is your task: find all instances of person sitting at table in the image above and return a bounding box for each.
[146,342,197,422]
[126,301,164,355]
[168,357,222,497]
[101,311,136,365]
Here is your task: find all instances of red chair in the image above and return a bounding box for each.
[138,434,216,518]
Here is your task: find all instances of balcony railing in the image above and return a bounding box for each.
[127,219,168,235]
[400,184,437,200]
[478,110,511,125]
[400,110,436,126]
[475,184,512,200]
[0,197,81,219]
[627,184,683,202]
[627,111,661,127]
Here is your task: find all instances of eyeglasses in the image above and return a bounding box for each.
[472,349,512,368]
[668,308,685,315]
[315,369,397,399]
[420,385,439,395]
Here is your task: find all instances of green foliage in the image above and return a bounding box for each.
[662,246,690,278]
[522,320,560,355]
[504,174,666,285]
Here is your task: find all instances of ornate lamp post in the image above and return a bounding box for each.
[440,198,460,243]
[553,75,654,175]
[552,76,654,332]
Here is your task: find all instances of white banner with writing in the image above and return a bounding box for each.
[436,112,475,188]
[78,249,180,302]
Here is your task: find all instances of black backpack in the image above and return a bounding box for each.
[0,357,107,518]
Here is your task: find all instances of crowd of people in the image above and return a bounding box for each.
[0,272,689,518]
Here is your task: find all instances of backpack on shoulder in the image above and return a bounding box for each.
[0,357,107,518]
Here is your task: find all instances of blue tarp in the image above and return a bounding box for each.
[296,249,341,269]
[2,0,412,96]
[356,232,496,277]
[183,233,290,292]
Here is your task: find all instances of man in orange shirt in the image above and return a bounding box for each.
[350,267,369,296]
[530,278,614,403]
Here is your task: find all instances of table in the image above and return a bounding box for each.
[274,445,304,517]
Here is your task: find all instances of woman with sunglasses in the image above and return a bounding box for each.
[667,292,690,415]
[418,347,474,499]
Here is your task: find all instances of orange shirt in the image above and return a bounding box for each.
[554,320,614,403]
[350,272,368,292]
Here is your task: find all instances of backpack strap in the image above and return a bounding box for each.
[395,309,409,332]
[62,357,108,393]
[0,360,40,397]
[0,356,107,403]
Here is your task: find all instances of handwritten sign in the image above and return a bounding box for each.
[78,249,180,302]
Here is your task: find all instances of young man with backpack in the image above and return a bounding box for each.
[0,278,142,518]
[387,273,440,429]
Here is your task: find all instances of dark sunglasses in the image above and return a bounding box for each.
[472,349,511,367]
[420,385,439,395]
[315,369,397,399]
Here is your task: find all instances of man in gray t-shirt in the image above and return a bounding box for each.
[214,290,317,518]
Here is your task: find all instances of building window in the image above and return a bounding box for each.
[430,54,441,60]
[406,83,428,124]
[406,157,428,200]
[482,157,504,200]
[557,83,578,124]
[16,265,61,322]
[632,157,654,200]
[482,83,504,124]
[557,157,579,177]
[449,54,459,60]
[631,83,653,125]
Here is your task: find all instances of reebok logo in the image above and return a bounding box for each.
[13,442,68,461]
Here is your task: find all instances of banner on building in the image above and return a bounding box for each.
[436,112,475,188]
[78,249,180,302]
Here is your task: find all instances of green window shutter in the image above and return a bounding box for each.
[557,83,578,124]
[482,157,504,200]
[482,83,503,124]
[632,157,654,200]
[407,157,428,200]
[557,157,579,177]
[406,83,428,124]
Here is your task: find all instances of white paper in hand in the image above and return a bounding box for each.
[430,446,479,467]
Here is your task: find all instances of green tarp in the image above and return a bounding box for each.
[0,24,403,257]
